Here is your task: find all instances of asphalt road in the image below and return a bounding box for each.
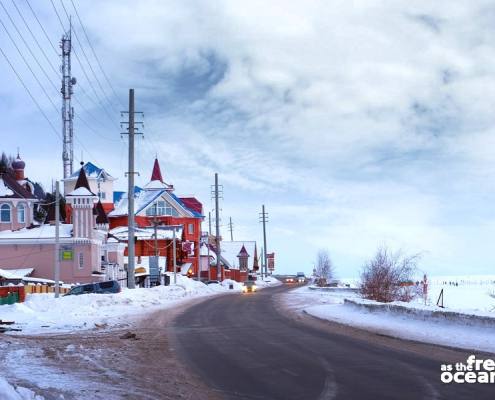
[172,285,494,400]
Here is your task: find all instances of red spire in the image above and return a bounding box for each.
[151,158,163,182]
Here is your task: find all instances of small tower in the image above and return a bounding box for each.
[66,165,97,238]
[237,244,250,271]
[12,152,26,182]
[144,158,173,191]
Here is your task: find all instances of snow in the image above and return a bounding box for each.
[0,178,14,196]
[109,188,164,216]
[221,241,257,269]
[110,225,183,240]
[0,377,44,400]
[0,268,34,279]
[255,276,282,289]
[66,187,94,196]
[143,179,169,189]
[0,224,72,239]
[0,275,279,335]
[283,276,495,353]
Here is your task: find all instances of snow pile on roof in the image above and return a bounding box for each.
[66,187,94,197]
[0,224,72,240]
[0,377,43,400]
[67,162,115,181]
[0,268,34,279]
[110,226,183,241]
[109,188,163,217]
[0,178,14,196]
[0,275,239,335]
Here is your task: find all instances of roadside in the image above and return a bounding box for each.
[0,277,281,399]
[279,284,495,356]
[0,295,221,400]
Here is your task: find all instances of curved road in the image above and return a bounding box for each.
[172,285,494,400]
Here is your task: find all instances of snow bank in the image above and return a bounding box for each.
[0,275,281,335]
[0,377,44,400]
[255,277,282,288]
[0,275,236,334]
[344,298,495,326]
[283,285,495,353]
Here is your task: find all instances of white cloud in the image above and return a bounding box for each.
[1,0,495,276]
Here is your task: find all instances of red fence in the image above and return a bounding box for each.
[0,286,25,303]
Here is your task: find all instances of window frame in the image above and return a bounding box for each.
[17,203,26,223]
[0,204,11,223]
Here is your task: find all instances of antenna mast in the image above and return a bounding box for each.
[61,19,76,179]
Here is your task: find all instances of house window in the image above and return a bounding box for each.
[188,223,194,234]
[146,200,179,217]
[17,204,25,223]
[78,253,84,269]
[0,204,11,223]
[99,192,106,200]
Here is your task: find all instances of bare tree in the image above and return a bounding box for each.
[360,246,420,302]
[315,249,334,287]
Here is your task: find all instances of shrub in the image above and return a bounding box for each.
[360,247,420,302]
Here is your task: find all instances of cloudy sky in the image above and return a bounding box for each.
[1,0,495,277]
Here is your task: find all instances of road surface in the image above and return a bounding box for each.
[172,284,494,400]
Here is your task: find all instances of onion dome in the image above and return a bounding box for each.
[12,154,25,170]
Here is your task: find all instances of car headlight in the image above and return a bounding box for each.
[252,286,256,291]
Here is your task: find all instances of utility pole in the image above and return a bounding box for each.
[214,173,222,281]
[228,217,234,241]
[259,205,269,280]
[151,216,160,257]
[61,20,75,179]
[121,89,142,289]
[208,211,212,236]
[54,181,60,298]
[173,227,177,285]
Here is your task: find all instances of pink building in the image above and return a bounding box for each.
[0,154,37,231]
[0,164,124,285]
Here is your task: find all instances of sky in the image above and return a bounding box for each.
[1,0,495,278]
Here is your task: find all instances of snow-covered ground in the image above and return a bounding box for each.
[0,275,280,335]
[283,276,495,353]
[0,377,43,400]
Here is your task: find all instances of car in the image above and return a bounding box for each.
[242,281,257,293]
[205,280,220,285]
[285,277,295,283]
[65,280,121,296]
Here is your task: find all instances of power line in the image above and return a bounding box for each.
[24,0,59,56]
[0,45,61,140]
[49,0,117,125]
[0,14,59,112]
[59,0,119,115]
[23,0,116,135]
[0,0,59,94]
[69,0,124,109]
[10,0,59,77]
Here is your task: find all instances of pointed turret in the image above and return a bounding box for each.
[151,158,163,183]
[66,166,98,238]
[73,163,94,194]
[237,244,250,270]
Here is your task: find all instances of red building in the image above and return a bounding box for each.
[108,159,204,275]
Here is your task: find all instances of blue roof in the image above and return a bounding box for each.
[113,186,142,204]
[69,162,100,179]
